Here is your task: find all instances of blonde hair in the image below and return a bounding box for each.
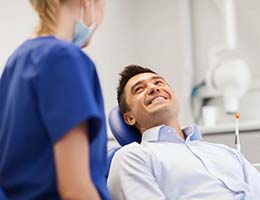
[29,0,60,36]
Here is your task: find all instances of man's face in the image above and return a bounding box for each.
[123,73,180,132]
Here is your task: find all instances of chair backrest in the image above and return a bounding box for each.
[108,106,141,146]
[106,106,141,178]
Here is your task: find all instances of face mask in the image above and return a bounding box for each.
[72,3,96,47]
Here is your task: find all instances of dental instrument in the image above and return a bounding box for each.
[235,113,241,152]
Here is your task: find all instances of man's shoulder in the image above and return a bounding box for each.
[116,142,144,155]
[113,142,150,163]
[202,141,234,150]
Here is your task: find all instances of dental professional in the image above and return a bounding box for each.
[0,0,110,199]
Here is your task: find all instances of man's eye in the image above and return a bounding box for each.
[134,87,143,93]
[155,80,163,85]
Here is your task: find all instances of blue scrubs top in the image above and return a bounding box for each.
[0,36,110,200]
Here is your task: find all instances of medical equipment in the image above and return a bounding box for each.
[205,58,251,114]
[234,113,241,152]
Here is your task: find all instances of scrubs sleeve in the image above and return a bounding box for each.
[36,46,101,144]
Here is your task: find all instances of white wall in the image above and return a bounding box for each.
[0,1,37,71]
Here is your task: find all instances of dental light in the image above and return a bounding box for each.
[205,58,251,114]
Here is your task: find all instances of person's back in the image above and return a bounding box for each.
[0,35,109,199]
[0,0,110,199]
[0,37,62,199]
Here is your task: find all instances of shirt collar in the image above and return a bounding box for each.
[141,124,202,144]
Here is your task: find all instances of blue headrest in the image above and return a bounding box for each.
[108,106,141,146]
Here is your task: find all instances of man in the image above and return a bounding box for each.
[107,65,260,200]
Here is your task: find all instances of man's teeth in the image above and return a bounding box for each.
[151,96,165,104]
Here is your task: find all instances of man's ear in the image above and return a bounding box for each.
[123,112,136,126]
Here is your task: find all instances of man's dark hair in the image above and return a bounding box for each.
[117,64,157,114]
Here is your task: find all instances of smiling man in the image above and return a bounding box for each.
[107,64,260,200]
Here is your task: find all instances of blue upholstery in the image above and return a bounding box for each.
[108,106,141,146]
[0,188,7,200]
[106,106,141,178]
[106,147,121,178]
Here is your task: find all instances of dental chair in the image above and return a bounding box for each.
[108,106,141,146]
[106,106,141,176]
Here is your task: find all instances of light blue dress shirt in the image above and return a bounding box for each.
[108,124,260,200]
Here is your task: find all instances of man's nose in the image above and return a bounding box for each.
[147,84,160,95]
